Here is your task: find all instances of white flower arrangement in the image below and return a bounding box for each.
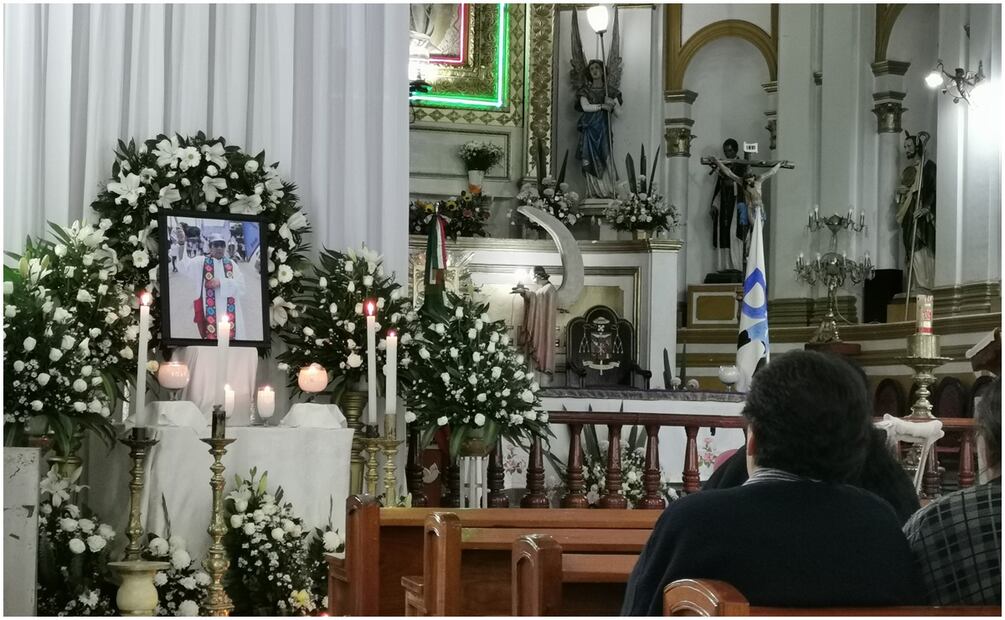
[581,426,678,508]
[277,246,417,398]
[3,222,133,456]
[224,468,342,616]
[603,146,679,234]
[140,495,210,617]
[89,132,311,341]
[512,148,581,229]
[403,291,549,457]
[457,141,504,172]
[36,465,118,616]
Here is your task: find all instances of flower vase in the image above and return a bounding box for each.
[107,560,170,616]
[45,427,86,478]
[467,170,485,195]
[459,427,493,458]
[339,389,368,494]
[633,229,650,240]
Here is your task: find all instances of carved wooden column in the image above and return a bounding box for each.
[405,427,427,507]
[637,424,666,510]
[442,462,461,508]
[922,445,942,499]
[958,429,976,488]
[599,424,627,509]
[682,425,701,493]
[561,423,589,508]
[487,439,509,508]
[521,435,549,508]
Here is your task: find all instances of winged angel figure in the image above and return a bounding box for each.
[570,8,623,198]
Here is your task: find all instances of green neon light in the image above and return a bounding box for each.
[410,4,509,110]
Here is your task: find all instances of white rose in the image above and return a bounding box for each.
[436,416,449,427]
[468,374,477,386]
[41,300,54,314]
[98,524,115,540]
[474,413,486,426]
[433,323,446,335]
[405,411,417,423]
[60,518,79,532]
[520,389,534,403]
[4,305,16,318]
[234,498,249,513]
[303,326,315,337]
[245,159,260,172]
[346,281,355,292]
[419,348,430,360]
[455,306,464,319]
[179,576,197,590]
[448,347,458,359]
[72,379,88,392]
[12,360,24,372]
[475,320,483,331]
[476,393,487,403]
[491,367,501,379]
[86,534,107,552]
[23,336,36,351]
[194,571,211,586]
[49,348,63,362]
[347,353,363,368]
[68,538,86,554]
[120,347,134,360]
[440,372,450,384]
[147,536,169,556]
[524,410,538,421]
[52,307,70,322]
[363,275,373,287]
[467,329,476,340]
[271,527,285,541]
[61,334,75,350]
[73,401,86,412]
[472,352,482,362]
[30,400,43,411]
[178,600,200,617]
[170,548,192,570]
[242,523,256,536]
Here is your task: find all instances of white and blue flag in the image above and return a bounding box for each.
[736,206,769,391]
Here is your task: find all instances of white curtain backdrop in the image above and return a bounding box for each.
[4,3,409,278]
[5,3,409,417]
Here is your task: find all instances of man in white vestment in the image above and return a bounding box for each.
[517,266,558,374]
[187,234,247,340]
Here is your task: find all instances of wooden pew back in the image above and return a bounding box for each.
[407,511,657,616]
[512,534,641,616]
[662,579,1003,616]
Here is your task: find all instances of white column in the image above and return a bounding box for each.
[664,90,697,307]
[771,5,817,299]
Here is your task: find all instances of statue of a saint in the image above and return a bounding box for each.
[709,139,748,271]
[570,9,623,199]
[895,130,936,293]
[515,266,558,374]
[712,158,786,214]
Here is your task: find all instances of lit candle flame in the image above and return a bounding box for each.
[366,301,375,316]
[139,291,152,306]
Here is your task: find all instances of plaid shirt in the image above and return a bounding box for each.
[903,479,1001,605]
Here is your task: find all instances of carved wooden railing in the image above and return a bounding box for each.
[403,413,977,508]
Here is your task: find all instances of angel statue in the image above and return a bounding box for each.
[570,8,623,199]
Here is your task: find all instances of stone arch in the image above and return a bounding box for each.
[875,4,907,64]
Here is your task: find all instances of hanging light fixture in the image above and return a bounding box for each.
[925,59,986,104]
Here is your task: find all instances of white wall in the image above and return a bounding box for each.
[682,37,771,287]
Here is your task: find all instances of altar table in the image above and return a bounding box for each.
[86,426,354,560]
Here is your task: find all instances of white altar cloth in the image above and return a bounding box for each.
[86,425,354,561]
[505,392,747,492]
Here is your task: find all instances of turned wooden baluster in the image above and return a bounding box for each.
[521,435,549,508]
[442,462,461,508]
[599,424,628,509]
[405,427,428,507]
[561,423,589,508]
[682,425,700,494]
[959,429,976,488]
[637,424,666,510]
[923,444,942,499]
[487,438,509,507]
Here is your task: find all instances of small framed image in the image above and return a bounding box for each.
[158,210,270,348]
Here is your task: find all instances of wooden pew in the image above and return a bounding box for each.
[511,534,641,616]
[662,579,1002,616]
[327,495,658,616]
[402,510,658,616]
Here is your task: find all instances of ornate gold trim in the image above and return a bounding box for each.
[871,60,911,76]
[872,101,906,133]
[664,5,778,94]
[665,125,697,157]
[525,4,555,178]
[664,89,699,105]
[875,4,907,64]
[408,235,683,253]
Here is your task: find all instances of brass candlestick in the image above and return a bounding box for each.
[340,391,367,494]
[201,436,236,616]
[362,436,382,498]
[904,333,952,419]
[379,438,403,504]
[120,429,159,561]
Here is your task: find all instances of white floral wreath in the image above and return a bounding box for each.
[90,132,311,346]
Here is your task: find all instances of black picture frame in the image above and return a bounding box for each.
[158,210,271,348]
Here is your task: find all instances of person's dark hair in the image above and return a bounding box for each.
[857,427,920,525]
[722,138,739,152]
[743,350,872,482]
[975,377,1001,468]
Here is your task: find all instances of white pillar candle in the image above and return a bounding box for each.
[916,294,934,334]
[135,292,152,426]
[224,384,235,418]
[156,361,190,390]
[365,300,377,425]
[256,387,276,420]
[298,363,328,393]
[384,330,398,437]
[217,316,231,406]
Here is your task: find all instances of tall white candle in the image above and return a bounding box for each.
[224,384,235,419]
[365,301,377,425]
[135,292,152,426]
[385,330,398,438]
[217,315,231,406]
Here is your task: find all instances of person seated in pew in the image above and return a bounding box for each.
[622,350,923,615]
[903,377,1001,606]
[704,427,920,525]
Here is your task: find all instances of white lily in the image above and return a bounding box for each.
[202,176,228,202]
[107,173,147,206]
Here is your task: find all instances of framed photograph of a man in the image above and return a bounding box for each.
[158,210,270,347]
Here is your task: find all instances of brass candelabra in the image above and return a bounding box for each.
[120,429,159,561]
[201,435,236,616]
[903,333,952,419]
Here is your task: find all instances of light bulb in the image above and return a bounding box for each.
[925,70,944,89]
[586,5,609,34]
